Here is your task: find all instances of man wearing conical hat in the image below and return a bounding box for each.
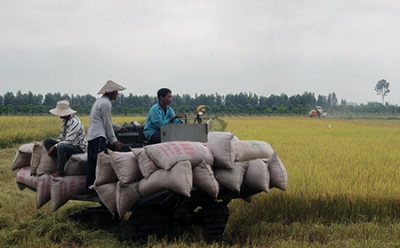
[44,100,86,177]
[86,80,127,195]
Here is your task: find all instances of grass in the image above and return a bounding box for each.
[2,116,400,247]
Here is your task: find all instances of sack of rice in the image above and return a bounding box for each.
[94,152,118,186]
[205,132,235,169]
[232,135,240,141]
[12,143,34,171]
[214,161,248,192]
[193,160,219,199]
[131,148,160,179]
[65,153,87,176]
[109,150,143,186]
[51,175,86,211]
[36,145,57,176]
[144,142,214,170]
[267,152,287,191]
[138,160,192,197]
[243,159,270,193]
[36,174,52,209]
[94,182,117,216]
[233,140,274,161]
[30,141,43,176]
[116,181,141,218]
[16,166,39,190]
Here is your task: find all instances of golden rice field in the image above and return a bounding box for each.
[2,115,400,247]
[0,116,147,148]
[222,116,400,198]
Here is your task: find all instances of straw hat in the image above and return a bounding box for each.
[49,100,76,116]
[97,80,126,94]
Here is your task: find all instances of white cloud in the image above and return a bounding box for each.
[1,0,400,104]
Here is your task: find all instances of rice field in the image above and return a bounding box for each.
[2,115,400,247]
[223,116,400,198]
[0,116,147,149]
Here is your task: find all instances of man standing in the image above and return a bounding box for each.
[143,88,183,144]
[86,80,127,195]
[44,100,86,177]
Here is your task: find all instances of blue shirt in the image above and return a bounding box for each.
[143,103,182,141]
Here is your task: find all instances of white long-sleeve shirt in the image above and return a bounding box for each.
[87,95,121,143]
[56,114,86,151]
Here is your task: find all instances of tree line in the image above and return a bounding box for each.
[0,90,399,116]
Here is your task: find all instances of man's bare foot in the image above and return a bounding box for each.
[51,172,65,177]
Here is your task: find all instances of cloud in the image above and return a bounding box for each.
[1,0,400,104]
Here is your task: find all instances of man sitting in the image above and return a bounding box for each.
[143,88,183,144]
[44,100,86,177]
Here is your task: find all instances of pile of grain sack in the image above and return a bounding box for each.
[12,131,287,217]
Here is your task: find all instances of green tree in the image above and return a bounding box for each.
[264,107,272,115]
[277,106,287,114]
[375,79,390,104]
[246,103,255,115]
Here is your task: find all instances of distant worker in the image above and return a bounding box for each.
[44,100,86,177]
[143,88,183,144]
[86,80,127,195]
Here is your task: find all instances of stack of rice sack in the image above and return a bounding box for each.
[92,132,287,218]
[12,141,88,211]
[12,132,287,216]
[93,141,218,218]
[206,132,287,194]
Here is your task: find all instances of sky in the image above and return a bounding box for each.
[1,0,399,105]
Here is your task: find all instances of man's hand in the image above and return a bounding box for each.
[48,145,56,156]
[114,141,123,150]
[119,126,128,132]
[170,114,183,122]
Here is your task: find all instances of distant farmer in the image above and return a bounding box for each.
[86,80,127,195]
[143,88,183,144]
[44,100,86,177]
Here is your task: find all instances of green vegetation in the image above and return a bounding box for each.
[2,90,400,116]
[2,116,400,247]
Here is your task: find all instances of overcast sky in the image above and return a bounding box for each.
[1,0,399,105]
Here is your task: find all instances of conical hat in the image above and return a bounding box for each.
[49,100,76,116]
[97,80,126,94]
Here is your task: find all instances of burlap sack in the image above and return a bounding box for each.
[214,161,248,192]
[109,150,142,186]
[12,143,34,171]
[116,181,141,218]
[144,142,214,170]
[65,153,87,175]
[36,145,57,176]
[193,160,219,199]
[205,132,235,169]
[51,175,86,211]
[30,141,43,175]
[36,174,52,209]
[233,140,274,162]
[94,152,118,186]
[16,166,39,190]
[267,152,287,191]
[131,148,160,179]
[138,160,193,197]
[94,182,117,216]
[243,159,270,193]
[232,135,240,141]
